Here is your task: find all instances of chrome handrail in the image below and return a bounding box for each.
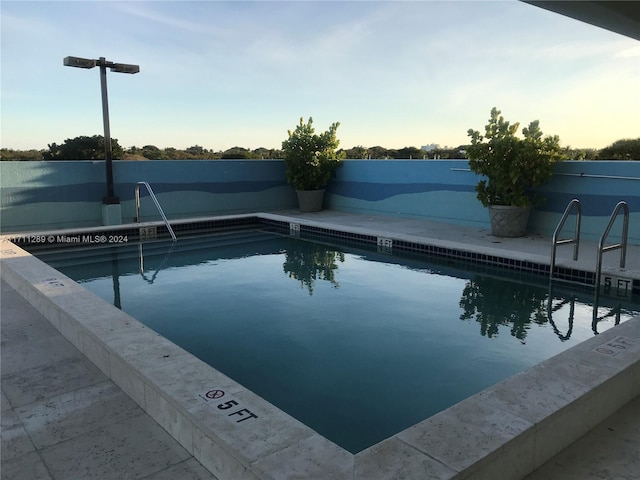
[550,199,582,280]
[135,181,177,242]
[594,201,629,286]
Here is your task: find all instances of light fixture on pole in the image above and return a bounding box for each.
[63,56,139,205]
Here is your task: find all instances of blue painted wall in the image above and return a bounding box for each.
[532,161,640,243]
[0,160,297,231]
[326,160,482,225]
[326,160,639,243]
[1,159,638,243]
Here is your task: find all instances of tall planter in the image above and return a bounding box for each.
[488,205,531,237]
[281,117,344,212]
[296,189,325,212]
[466,108,566,238]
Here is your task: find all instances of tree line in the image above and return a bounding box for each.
[2,134,639,161]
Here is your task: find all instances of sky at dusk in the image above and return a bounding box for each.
[2,0,639,152]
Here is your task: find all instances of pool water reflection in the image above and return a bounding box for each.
[32,230,640,453]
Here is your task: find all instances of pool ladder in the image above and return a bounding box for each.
[549,199,630,334]
[550,198,582,280]
[594,201,629,285]
[550,199,629,285]
[134,181,177,242]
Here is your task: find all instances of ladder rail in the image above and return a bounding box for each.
[550,198,582,279]
[594,201,628,286]
[135,181,177,242]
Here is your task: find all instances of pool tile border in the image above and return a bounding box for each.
[258,215,638,293]
[2,214,639,480]
[7,213,639,295]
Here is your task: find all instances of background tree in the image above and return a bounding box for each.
[1,149,44,161]
[428,145,468,159]
[43,135,124,160]
[163,147,181,159]
[564,147,598,160]
[597,138,640,160]
[123,146,147,160]
[185,145,206,156]
[11,135,637,162]
[393,146,424,159]
[341,145,369,159]
[253,147,282,159]
[221,147,258,159]
[368,146,393,159]
[140,145,166,159]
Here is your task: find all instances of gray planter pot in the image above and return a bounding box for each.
[488,205,531,237]
[296,189,325,212]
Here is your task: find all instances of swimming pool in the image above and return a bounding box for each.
[28,228,640,453]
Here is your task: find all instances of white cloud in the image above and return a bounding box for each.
[111,2,216,35]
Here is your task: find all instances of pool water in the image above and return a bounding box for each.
[32,230,640,453]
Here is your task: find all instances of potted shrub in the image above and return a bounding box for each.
[282,117,345,212]
[466,107,565,237]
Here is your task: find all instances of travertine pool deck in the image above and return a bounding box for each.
[1,279,219,480]
[1,211,639,479]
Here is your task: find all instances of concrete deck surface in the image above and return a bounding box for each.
[1,279,218,480]
[1,212,639,479]
[266,210,640,281]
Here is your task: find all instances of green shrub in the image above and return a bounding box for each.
[466,108,565,207]
[281,117,344,191]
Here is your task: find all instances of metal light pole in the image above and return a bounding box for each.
[98,57,116,203]
[63,56,139,205]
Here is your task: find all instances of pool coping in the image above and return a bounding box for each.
[1,214,639,480]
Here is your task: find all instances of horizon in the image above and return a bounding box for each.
[2,1,639,152]
[0,138,625,155]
